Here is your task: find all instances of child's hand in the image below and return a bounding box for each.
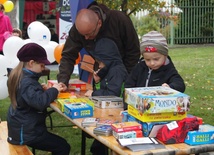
[52,83,64,92]
[41,83,48,90]
[85,90,93,97]
[93,70,101,83]
[162,83,169,87]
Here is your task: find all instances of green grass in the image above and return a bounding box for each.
[0,45,214,154]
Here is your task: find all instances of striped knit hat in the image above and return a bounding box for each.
[140,31,168,56]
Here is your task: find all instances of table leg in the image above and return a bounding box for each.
[81,130,86,155]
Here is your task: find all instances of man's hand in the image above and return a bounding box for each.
[58,82,68,91]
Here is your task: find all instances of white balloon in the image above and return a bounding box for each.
[24,38,33,44]
[9,59,19,68]
[30,24,51,46]
[0,55,9,77]
[0,76,9,100]
[27,21,44,39]
[3,36,25,62]
[43,44,55,63]
[49,41,59,49]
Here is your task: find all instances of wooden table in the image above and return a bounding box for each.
[0,121,33,155]
[51,101,214,155]
[50,84,214,155]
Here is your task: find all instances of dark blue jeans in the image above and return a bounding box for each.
[28,131,70,155]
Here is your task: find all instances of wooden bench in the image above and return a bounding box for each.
[0,121,33,155]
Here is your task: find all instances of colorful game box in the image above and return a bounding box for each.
[48,79,87,91]
[90,96,123,108]
[56,98,94,112]
[96,119,118,127]
[81,117,99,127]
[139,121,169,137]
[93,125,113,136]
[113,130,143,139]
[128,105,187,122]
[64,103,93,119]
[185,124,214,145]
[124,86,190,114]
[111,122,142,133]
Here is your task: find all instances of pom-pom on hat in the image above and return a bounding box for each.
[140,31,168,56]
[17,43,50,65]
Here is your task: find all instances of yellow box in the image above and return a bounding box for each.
[127,105,187,122]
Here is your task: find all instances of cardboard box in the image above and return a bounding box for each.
[128,105,187,122]
[90,96,123,109]
[113,130,143,139]
[56,98,94,112]
[48,79,86,90]
[124,86,190,114]
[111,121,142,133]
[64,103,93,119]
[125,112,169,137]
[139,121,169,137]
[185,124,214,145]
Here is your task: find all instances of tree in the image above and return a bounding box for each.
[97,0,167,16]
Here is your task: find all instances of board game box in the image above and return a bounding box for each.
[90,96,123,108]
[56,98,94,112]
[185,124,214,145]
[48,79,87,91]
[124,86,190,114]
[93,125,113,136]
[96,119,118,127]
[64,103,93,119]
[113,130,143,139]
[111,122,142,133]
[81,117,99,127]
[128,105,187,122]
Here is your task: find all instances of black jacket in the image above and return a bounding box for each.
[91,38,128,96]
[7,69,58,145]
[57,2,140,86]
[124,56,185,109]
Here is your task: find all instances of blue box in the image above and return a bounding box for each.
[185,124,214,145]
[64,103,93,119]
[139,121,169,137]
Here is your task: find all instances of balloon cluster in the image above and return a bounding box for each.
[0,21,81,100]
[0,0,14,12]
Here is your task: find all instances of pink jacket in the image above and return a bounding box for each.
[0,11,13,52]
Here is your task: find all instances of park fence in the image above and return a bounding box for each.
[164,0,214,45]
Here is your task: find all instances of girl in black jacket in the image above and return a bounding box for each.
[124,31,185,110]
[7,43,70,155]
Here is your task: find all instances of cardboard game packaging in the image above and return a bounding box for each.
[111,122,142,133]
[185,124,214,145]
[127,104,187,122]
[93,125,113,136]
[56,98,94,112]
[48,79,87,91]
[64,103,93,119]
[90,96,123,108]
[124,86,190,114]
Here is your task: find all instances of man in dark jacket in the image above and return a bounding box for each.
[57,1,140,88]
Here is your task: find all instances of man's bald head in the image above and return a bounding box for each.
[75,9,101,40]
